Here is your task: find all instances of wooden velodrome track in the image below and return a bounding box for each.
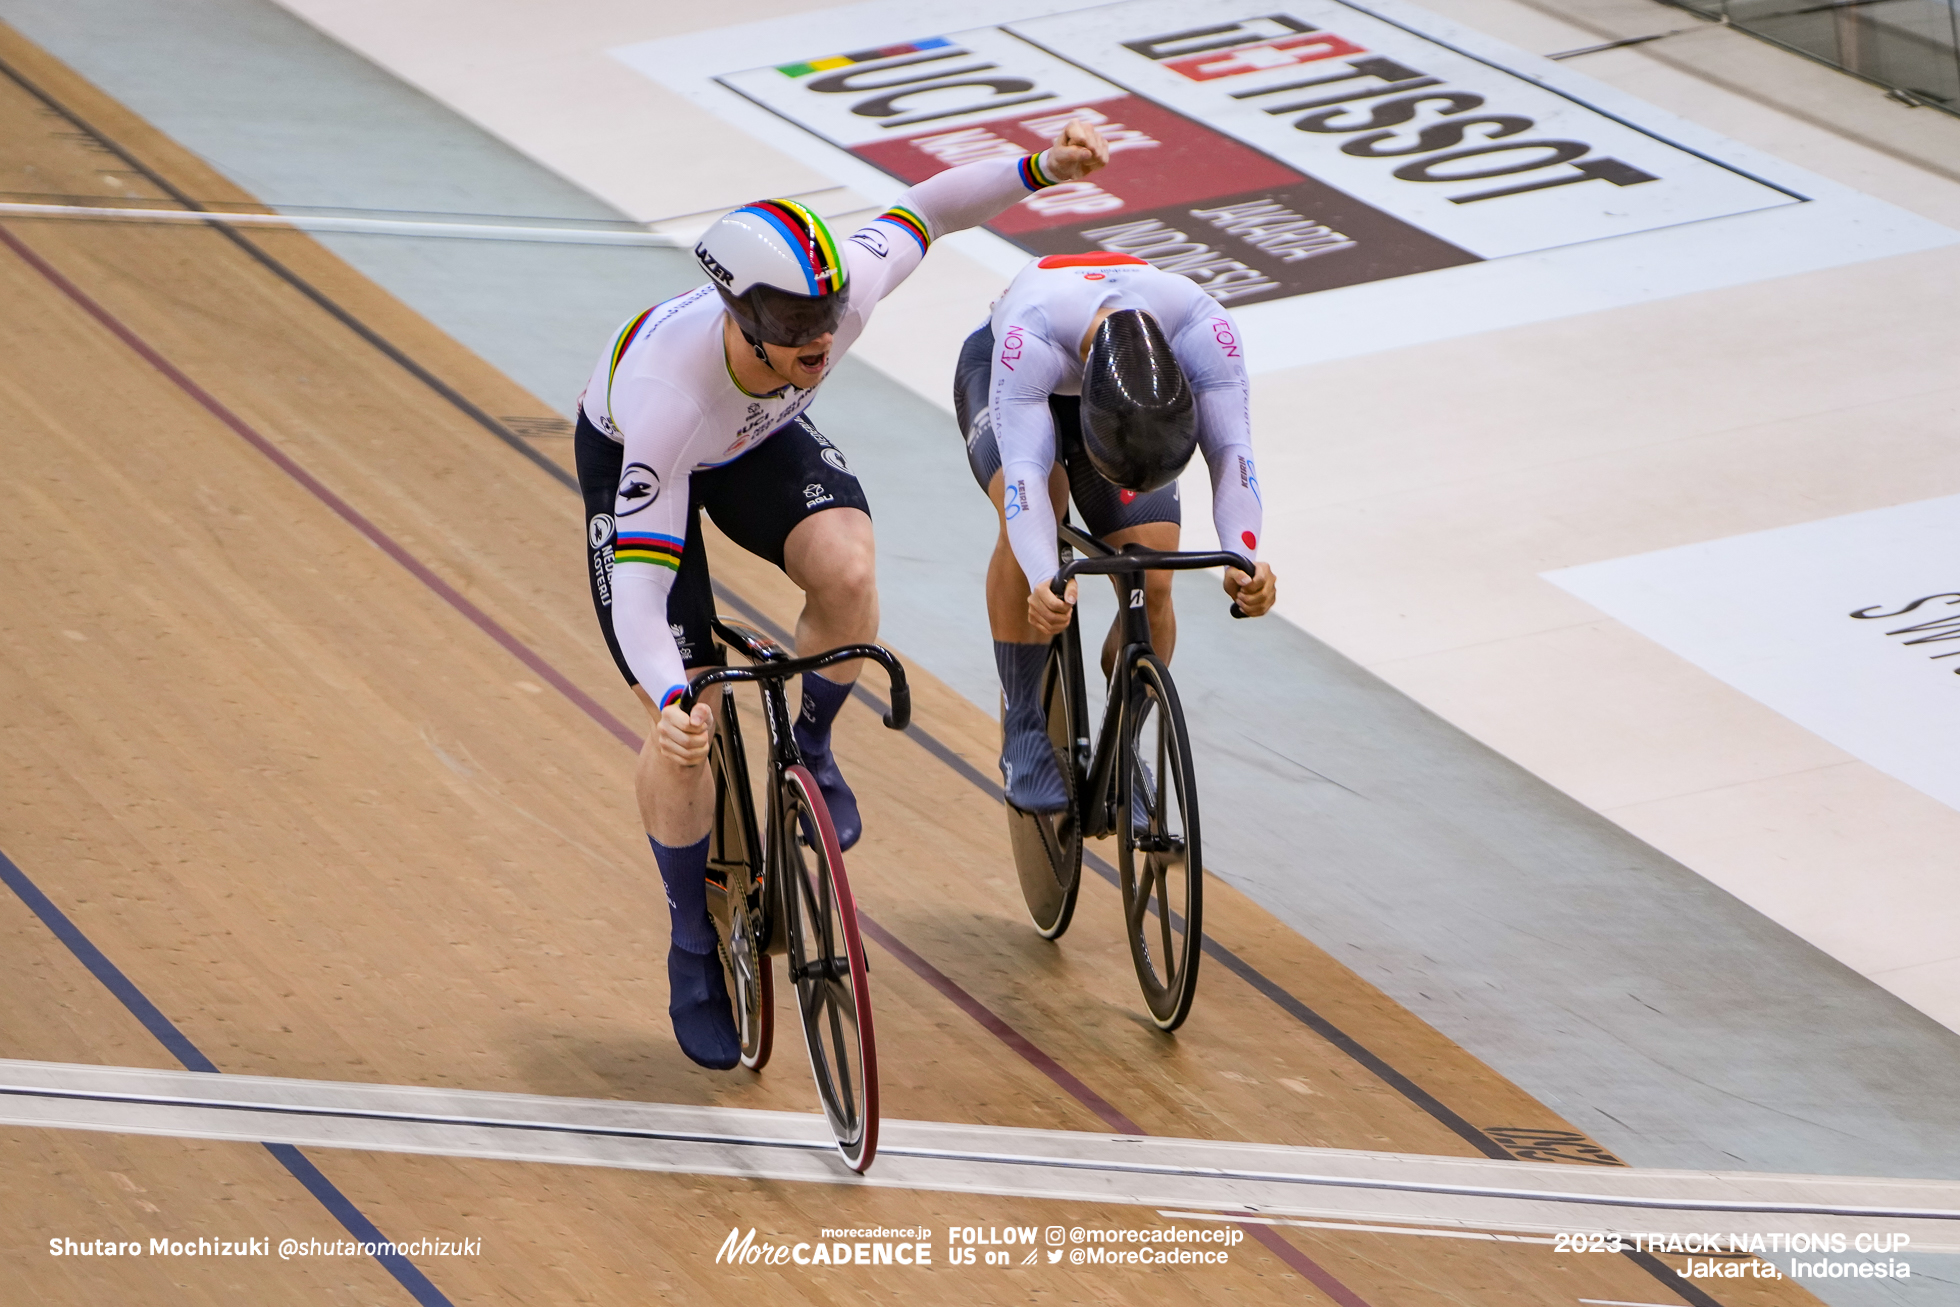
[0,23,1832,1307]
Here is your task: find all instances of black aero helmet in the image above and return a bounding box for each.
[1080,310,1198,493]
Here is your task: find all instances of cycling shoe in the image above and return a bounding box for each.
[667,944,740,1070]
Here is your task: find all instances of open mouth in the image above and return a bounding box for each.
[797,350,828,372]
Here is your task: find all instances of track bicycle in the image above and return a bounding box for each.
[684,618,910,1173]
[1005,520,1252,1032]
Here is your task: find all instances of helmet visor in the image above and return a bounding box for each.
[748,283,851,347]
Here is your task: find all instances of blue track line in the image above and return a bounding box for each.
[0,846,454,1307]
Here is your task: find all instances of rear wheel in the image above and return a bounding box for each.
[1006,640,1084,939]
[780,764,878,1171]
[1116,653,1202,1031]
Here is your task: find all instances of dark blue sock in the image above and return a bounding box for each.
[794,670,852,758]
[793,670,862,850]
[994,640,1066,812]
[647,834,716,954]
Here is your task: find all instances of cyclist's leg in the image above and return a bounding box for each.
[1057,392,1181,671]
[984,464,1074,812]
[645,503,741,1068]
[697,415,874,848]
[957,323,1072,811]
[577,412,737,1067]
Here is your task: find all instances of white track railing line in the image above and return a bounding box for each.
[0,202,688,247]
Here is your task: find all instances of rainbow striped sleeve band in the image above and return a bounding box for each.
[660,684,685,709]
[875,206,930,253]
[608,306,654,386]
[614,532,684,571]
[1018,152,1058,191]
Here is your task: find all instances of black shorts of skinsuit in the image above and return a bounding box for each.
[952,322,1180,537]
[576,407,869,687]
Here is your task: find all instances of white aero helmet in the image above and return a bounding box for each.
[694,199,850,348]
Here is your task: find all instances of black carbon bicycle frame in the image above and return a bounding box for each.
[1051,520,1251,840]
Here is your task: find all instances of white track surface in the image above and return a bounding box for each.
[8,1059,1960,1249]
[265,0,1960,1033]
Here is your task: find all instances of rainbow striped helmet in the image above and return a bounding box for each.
[694,199,850,348]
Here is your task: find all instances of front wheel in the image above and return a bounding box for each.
[1117,653,1203,1031]
[707,693,772,1071]
[779,765,878,1172]
[1005,639,1083,939]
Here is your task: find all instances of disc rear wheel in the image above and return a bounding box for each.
[780,764,878,1171]
[1116,653,1202,1031]
[1006,640,1083,939]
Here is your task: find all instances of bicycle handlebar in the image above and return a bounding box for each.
[679,642,911,731]
[1051,546,1258,619]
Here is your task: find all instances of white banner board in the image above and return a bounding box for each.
[1547,496,1960,815]
[614,0,1955,365]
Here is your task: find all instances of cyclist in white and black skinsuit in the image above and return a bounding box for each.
[576,122,1111,1069]
[951,253,1278,812]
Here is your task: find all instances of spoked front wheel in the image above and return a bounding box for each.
[1006,639,1084,939]
[1117,652,1203,1031]
[779,764,878,1171]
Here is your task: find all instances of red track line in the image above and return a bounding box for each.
[854,915,1143,1136]
[4,222,1376,1305]
[0,223,640,752]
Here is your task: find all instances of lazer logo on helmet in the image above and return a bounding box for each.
[695,244,737,286]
